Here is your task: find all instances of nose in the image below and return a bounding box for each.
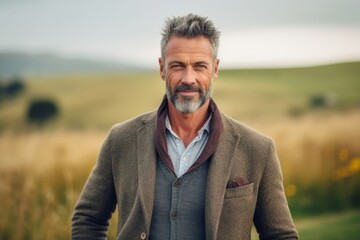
[181,67,196,85]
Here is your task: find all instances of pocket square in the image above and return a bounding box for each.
[226,177,249,188]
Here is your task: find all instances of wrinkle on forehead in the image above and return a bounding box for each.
[165,36,213,55]
[164,36,214,64]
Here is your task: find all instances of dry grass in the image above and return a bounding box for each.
[0,131,106,240]
[252,110,360,214]
[254,110,360,180]
[1,110,359,239]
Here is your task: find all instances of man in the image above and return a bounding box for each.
[72,14,299,240]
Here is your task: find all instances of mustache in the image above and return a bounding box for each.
[175,84,202,93]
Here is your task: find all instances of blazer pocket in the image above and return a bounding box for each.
[224,182,254,199]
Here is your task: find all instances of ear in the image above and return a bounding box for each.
[159,57,165,80]
[213,58,220,80]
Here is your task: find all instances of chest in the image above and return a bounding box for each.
[150,158,209,239]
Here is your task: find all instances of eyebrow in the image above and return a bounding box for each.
[168,60,210,66]
[193,61,210,66]
[168,61,184,66]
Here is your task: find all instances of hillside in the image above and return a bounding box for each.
[0,61,359,132]
[0,51,144,76]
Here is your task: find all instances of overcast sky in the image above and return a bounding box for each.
[1,0,360,68]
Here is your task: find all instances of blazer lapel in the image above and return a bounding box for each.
[137,113,157,233]
[205,116,241,240]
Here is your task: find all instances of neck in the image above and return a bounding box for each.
[167,99,210,146]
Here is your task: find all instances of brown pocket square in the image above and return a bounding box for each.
[226,177,249,188]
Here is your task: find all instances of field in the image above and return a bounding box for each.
[0,62,360,239]
[252,210,360,240]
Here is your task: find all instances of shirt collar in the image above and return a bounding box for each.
[154,95,224,175]
[165,114,212,139]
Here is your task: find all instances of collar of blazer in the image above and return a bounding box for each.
[154,95,224,175]
[136,96,242,238]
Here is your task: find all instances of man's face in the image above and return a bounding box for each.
[159,36,219,114]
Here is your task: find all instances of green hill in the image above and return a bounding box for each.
[0,62,359,131]
[0,52,144,76]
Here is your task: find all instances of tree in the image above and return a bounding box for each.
[6,79,25,97]
[0,76,25,101]
[27,98,59,125]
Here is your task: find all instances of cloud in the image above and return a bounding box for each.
[220,26,360,68]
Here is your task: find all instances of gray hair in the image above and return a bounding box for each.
[160,13,221,60]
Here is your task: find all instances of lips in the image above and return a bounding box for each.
[179,90,198,94]
[175,84,201,94]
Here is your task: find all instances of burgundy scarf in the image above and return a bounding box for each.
[154,96,224,176]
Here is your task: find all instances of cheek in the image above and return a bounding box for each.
[166,70,182,83]
[198,71,213,84]
[197,68,213,78]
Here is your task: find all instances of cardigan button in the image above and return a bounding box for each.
[140,232,147,239]
[171,211,178,220]
[173,178,183,188]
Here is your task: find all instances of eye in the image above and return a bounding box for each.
[170,64,184,70]
[194,64,207,70]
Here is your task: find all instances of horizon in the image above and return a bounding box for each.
[1,50,360,78]
[1,0,360,68]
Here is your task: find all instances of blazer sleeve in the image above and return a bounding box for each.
[72,131,117,240]
[253,140,299,239]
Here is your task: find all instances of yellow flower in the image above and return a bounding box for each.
[348,158,360,173]
[286,184,297,197]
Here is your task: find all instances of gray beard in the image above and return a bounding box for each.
[165,79,213,114]
[172,95,203,114]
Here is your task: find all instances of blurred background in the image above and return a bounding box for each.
[0,0,359,239]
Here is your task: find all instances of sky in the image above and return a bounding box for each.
[0,0,360,69]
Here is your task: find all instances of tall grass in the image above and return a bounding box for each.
[254,110,360,216]
[0,111,359,239]
[0,131,105,239]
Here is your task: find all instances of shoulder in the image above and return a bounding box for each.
[107,110,157,141]
[221,114,274,147]
[221,114,278,169]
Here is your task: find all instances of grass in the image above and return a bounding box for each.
[0,72,165,131]
[251,210,360,239]
[296,210,360,240]
[1,62,360,131]
[0,110,359,239]
[0,131,105,240]
[0,62,360,239]
[217,62,360,119]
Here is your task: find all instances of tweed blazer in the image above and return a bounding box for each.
[72,110,299,240]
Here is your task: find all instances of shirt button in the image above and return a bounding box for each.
[140,232,147,239]
[171,211,178,220]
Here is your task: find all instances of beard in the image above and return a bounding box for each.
[165,78,213,114]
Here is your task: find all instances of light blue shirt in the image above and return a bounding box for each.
[165,115,211,177]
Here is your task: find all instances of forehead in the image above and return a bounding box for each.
[165,35,213,61]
